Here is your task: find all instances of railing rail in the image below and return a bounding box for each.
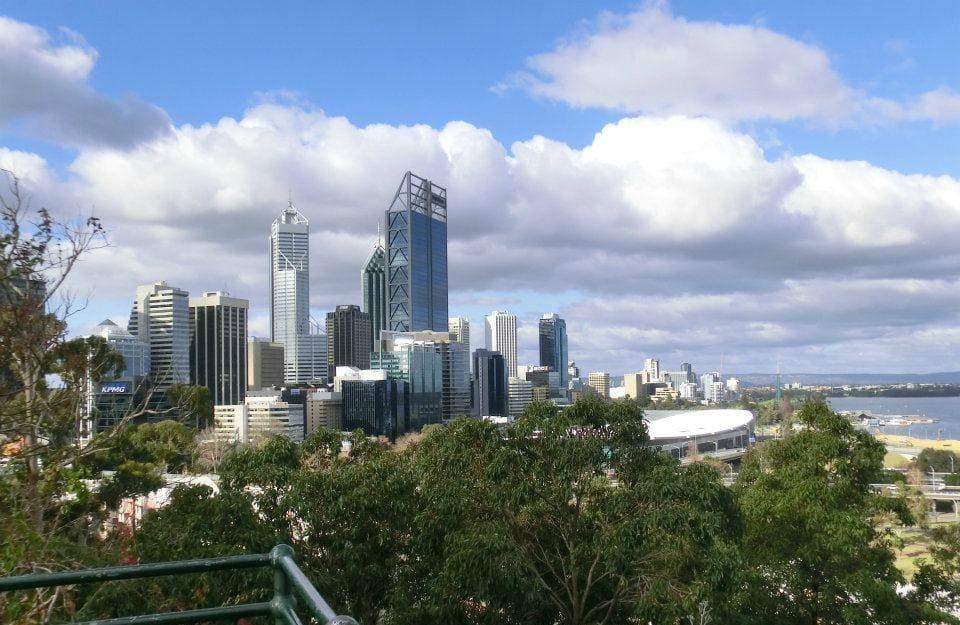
[0,544,358,625]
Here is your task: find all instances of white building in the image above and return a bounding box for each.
[643,358,661,382]
[507,376,533,419]
[587,371,610,398]
[127,281,190,393]
[485,311,518,378]
[270,203,325,384]
[678,382,699,401]
[213,392,304,444]
[448,316,470,359]
[725,377,741,400]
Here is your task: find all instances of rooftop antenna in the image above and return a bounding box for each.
[377,217,383,247]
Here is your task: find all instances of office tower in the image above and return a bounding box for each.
[385,172,448,332]
[643,358,661,382]
[128,281,190,394]
[568,361,580,380]
[725,377,741,400]
[213,392,304,444]
[300,327,328,384]
[701,372,722,403]
[587,371,610,398]
[189,292,248,406]
[508,377,533,419]
[679,382,698,401]
[473,349,508,417]
[448,316,470,360]
[485,311,517,378]
[524,365,561,398]
[81,320,151,441]
[326,305,372,374]
[269,202,313,383]
[340,368,410,440]
[306,390,343,433]
[538,313,568,388]
[247,338,284,390]
[623,372,646,400]
[361,243,387,350]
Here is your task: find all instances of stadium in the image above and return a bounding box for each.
[645,409,755,458]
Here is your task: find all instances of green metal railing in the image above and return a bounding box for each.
[0,544,358,625]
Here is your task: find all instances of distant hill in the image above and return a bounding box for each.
[731,372,960,387]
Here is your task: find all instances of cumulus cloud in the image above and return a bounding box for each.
[4,102,960,371]
[500,3,960,125]
[0,16,170,147]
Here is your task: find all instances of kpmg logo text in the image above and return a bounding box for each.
[100,382,131,394]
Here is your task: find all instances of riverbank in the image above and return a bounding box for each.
[875,432,960,451]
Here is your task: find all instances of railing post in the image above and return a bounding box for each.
[271,544,298,625]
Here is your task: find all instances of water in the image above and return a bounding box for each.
[827,396,960,439]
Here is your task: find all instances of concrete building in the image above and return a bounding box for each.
[306,390,343,433]
[587,371,610,398]
[213,392,304,444]
[448,316,470,362]
[473,349,508,417]
[326,305,372,374]
[385,172,448,332]
[507,376,533,419]
[269,203,318,384]
[643,358,661,382]
[485,310,517,378]
[361,243,387,351]
[679,382,699,401]
[538,313,569,388]
[127,281,190,394]
[568,361,580,380]
[189,291,248,406]
[247,338,284,390]
[623,372,646,400]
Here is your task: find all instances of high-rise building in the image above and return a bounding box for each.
[299,327,328,384]
[326,305,372,374]
[128,281,190,394]
[473,349,508,417]
[306,390,343,433]
[524,365,561,398]
[587,371,610,398]
[385,172,448,332]
[485,311,517,378]
[643,358,661,382]
[568,361,580,380]
[269,202,316,383]
[448,316,470,361]
[247,338,284,390]
[701,372,722,403]
[679,382,699,401]
[189,292,248,406]
[538,313,568,388]
[339,368,410,440]
[623,372,645,400]
[507,376,533,419]
[361,243,387,350]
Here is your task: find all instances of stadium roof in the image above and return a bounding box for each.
[646,409,754,441]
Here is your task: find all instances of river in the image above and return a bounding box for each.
[827,396,960,439]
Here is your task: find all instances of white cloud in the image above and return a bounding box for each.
[4,102,960,372]
[0,16,170,147]
[502,4,960,125]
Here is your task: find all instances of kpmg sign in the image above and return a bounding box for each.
[99,381,131,394]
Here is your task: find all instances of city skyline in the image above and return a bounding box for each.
[1,4,959,374]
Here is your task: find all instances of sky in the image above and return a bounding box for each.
[1,1,959,375]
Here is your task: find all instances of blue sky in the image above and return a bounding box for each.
[1,1,959,374]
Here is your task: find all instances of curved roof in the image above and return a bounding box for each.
[646,409,754,441]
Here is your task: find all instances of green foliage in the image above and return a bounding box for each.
[164,383,213,430]
[944,474,960,486]
[880,469,908,484]
[913,448,960,473]
[735,398,915,625]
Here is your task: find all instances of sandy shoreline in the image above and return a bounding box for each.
[875,432,960,450]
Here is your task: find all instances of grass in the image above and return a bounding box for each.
[884,452,911,468]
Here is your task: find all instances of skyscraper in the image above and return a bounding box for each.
[128,281,190,394]
[587,371,610,398]
[485,311,518,378]
[448,316,470,358]
[538,313,568,388]
[82,320,151,441]
[473,349,508,417]
[269,202,313,383]
[385,172,448,332]
[326,305,372,374]
[361,243,387,350]
[247,338,284,390]
[189,291,248,406]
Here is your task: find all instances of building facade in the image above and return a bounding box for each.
[448,316,470,363]
[538,313,568,388]
[473,349,508,417]
[385,172,448,332]
[247,338,284,390]
[213,392,304,444]
[484,311,517,378]
[128,281,190,394]
[361,243,387,350]
[269,203,317,383]
[587,371,611,398]
[507,376,533,419]
[189,291,248,406]
[340,369,410,440]
[306,390,343,433]
[326,305,372,374]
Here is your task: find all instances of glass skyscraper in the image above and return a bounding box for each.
[189,291,248,405]
[385,172,448,332]
[538,313,569,389]
[361,243,387,350]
